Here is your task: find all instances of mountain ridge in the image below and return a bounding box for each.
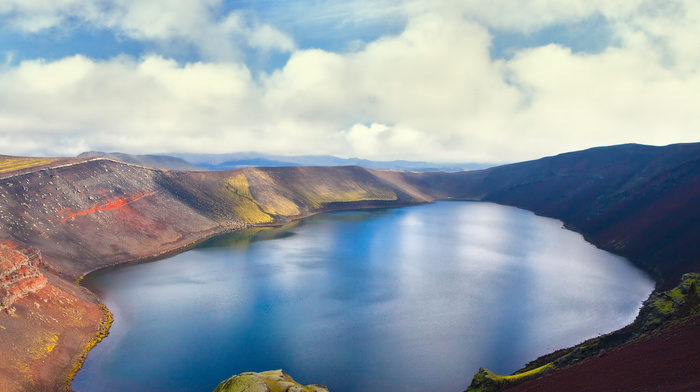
[0,142,697,391]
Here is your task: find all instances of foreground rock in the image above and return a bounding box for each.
[213,370,328,392]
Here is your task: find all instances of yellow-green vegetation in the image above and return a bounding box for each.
[29,331,59,359]
[13,331,61,383]
[466,364,553,392]
[309,188,397,207]
[65,302,114,391]
[244,169,302,216]
[465,273,700,392]
[239,167,414,220]
[292,181,398,210]
[212,369,328,392]
[0,156,59,173]
[489,364,554,382]
[216,174,275,224]
[642,273,699,329]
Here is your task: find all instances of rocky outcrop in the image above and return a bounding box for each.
[0,240,47,314]
[213,370,328,392]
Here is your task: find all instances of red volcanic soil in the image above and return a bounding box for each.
[0,273,104,392]
[59,191,154,221]
[507,315,700,392]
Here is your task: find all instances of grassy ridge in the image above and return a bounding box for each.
[215,174,275,224]
[0,156,59,173]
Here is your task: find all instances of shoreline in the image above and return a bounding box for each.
[64,303,113,392]
[62,200,429,391]
[63,200,659,392]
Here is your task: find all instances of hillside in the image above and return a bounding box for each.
[0,142,698,391]
[0,158,431,391]
[398,142,700,391]
[403,143,700,288]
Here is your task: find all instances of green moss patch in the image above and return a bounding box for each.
[215,174,275,224]
[213,369,328,392]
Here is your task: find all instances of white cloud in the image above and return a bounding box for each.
[406,0,647,32]
[0,0,296,61]
[0,0,103,32]
[0,1,699,162]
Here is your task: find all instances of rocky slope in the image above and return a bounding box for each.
[0,241,47,314]
[0,159,430,280]
[0,158,432,391]
[0,240,105,392]
[0,142,698,391]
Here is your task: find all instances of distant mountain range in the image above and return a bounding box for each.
[79,151,495,172]
[78,151,202,171]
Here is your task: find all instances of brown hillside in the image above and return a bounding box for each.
[0,159,432,391]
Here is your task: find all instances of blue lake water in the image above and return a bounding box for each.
[73,202,654,392]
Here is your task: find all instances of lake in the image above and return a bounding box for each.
[73,201,654,392]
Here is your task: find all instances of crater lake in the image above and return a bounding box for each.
[73,201,654,392]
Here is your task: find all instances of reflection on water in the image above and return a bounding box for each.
[74,202,654,392]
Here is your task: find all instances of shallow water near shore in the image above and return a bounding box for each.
[73,201,654,392]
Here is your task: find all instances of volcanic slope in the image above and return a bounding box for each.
[0,160,430,280]
[0,158,431,392]
[403,142,700,288]
[1,142,699,391]
[397,142,700,392]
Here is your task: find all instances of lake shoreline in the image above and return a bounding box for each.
[67,200,430,391]
[70,201,655,392]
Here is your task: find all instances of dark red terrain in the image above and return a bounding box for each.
[508,315,700,392]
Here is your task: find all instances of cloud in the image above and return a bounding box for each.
[407,0,647,32]
[0,1,699,162]
[0,0,296,61]
[0,0,102,32]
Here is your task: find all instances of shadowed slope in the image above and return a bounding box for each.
[404,142,700,288]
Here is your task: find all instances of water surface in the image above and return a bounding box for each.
[74,202,654,392]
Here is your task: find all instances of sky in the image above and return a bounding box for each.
[0,0,699,163]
